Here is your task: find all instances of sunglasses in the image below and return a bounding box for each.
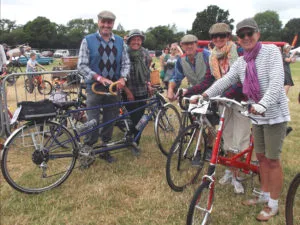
[170,48,177,50]
[237,30,255,39]
[211,33,228,39]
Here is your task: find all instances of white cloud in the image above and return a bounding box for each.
[1,0,299,32]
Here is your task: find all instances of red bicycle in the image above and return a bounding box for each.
[186,96,259,225]
[25,68,53,95]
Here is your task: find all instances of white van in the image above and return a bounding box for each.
[54,49,70,58]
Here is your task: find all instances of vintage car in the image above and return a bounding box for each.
[18,54,54,65]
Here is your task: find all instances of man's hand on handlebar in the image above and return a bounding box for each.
[98,76,113,87]
[117,77,126,90]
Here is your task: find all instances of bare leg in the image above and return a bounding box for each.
[256,153,269,192]
[267,159,283,199]
[284,85,290,95]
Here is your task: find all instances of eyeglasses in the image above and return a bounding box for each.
[237,30,255,39]
[211,33,228,39]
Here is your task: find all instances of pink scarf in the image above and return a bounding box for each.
[243,42,262,103]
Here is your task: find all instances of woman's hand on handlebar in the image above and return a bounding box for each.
[250,103,266,115]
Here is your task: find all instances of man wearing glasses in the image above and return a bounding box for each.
[200,18,290,222]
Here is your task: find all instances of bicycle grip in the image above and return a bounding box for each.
[91,81,119,96]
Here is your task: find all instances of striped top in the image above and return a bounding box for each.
[205,44,290,124]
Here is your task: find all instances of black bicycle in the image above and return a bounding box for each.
[286,173,300,225]
[1,83,181,194]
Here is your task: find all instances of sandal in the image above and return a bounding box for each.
[242,196,268,206]
[256,206,279,221]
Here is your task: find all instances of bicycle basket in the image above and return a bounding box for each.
[18,99,56,121]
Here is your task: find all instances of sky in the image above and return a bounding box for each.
[1,0,300,33]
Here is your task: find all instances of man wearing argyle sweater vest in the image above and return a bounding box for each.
[78,10,130,163]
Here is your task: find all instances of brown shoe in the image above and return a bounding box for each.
[242,197,268,206]
[256,206,278,221]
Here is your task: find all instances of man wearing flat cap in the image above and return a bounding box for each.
[78,10,130,163]
[167,34,214,102]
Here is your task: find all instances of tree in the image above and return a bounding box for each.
[0,19,17,33]
[254,11,282,41]
[190,5,234,40]
[23,17,57,48]
[65,18,97,48]
[282,18,300,47]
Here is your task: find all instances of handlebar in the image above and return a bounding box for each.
[91,81,119,96]
[185,95,259,123]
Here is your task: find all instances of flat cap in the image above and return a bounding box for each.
[181,34,198,43]
[97,10,116,20]
[209,23,231,34]
[236,18,259,33]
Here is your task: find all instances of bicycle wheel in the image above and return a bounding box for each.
[38,80,53,95]
[286,173,300,225]
[24,79,31,93]
[155,104,182,156]
[187,181,215,225]
[1,120,77,194]
[166,123,207,192]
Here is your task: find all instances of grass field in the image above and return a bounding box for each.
[0,60,299,225]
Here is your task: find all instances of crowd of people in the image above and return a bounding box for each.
[0,9,297,223]
[76,10,297,222]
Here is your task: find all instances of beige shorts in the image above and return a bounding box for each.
[252,122,287,159]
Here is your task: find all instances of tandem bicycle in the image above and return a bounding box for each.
[1,82,181,194]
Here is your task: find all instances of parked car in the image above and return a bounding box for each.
[18,54,54,66]
[24,49,41,58]
[41,50,54,57]
[54,49,70,58]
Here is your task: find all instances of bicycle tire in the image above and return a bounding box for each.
[24,78,31,93]
[1,120,77,194]
[286,173,300,225]
[166,123,207,192]
[187,181,214,225]
[38,80,53,95]
[154,103,182,156]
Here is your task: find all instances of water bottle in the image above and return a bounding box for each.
[135,114,148,131]
[76,119,97,132]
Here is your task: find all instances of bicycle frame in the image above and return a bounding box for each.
[20,93,166,158]
[204,101,259,179]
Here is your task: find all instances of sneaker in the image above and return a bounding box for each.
[242,196,268,206]
[192,151,202,166]
[232,180,244,194]
[219,170,232,185]
[99,152,116,163]
[256,206,279,221]
[286,126,293,136]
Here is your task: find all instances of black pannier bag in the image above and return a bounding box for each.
[18,99,56,121]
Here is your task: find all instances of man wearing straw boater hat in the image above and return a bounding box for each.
[78,10,130,163]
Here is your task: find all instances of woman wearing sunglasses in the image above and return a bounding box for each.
[200,18,290,222]
[209,23,251,194]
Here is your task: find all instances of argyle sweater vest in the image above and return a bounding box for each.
[85,32,123,83]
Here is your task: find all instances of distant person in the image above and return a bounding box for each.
[77,10,130,163]
[0,44,7,75]
[26,52,45,93]
[282,43,296,96]
[159,47,170,88]
[163,43,182,88]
